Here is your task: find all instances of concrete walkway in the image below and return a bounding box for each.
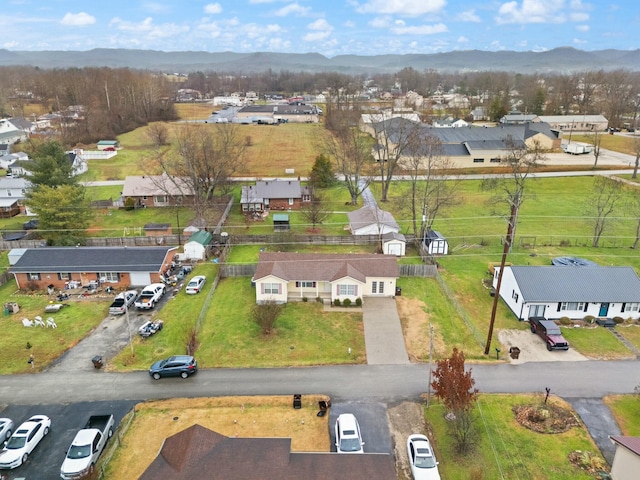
[361,297,409,365]
[567,397,621,465]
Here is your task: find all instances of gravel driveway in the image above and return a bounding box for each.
[498,329,588,364]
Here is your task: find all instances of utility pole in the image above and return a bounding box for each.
[484,201,518,355]
[427,323,434,408]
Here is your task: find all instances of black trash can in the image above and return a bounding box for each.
[293,394,302,409]
[395,286,402,296]
[509,347,521,360]
[92,355,104,369]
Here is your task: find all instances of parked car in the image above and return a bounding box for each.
[185,275,206,295]
[529,316,570,351]
[334,413,364,453]
[108,290,138,315]
[60,415,114,480]
[407,434,441,480]
[0,418,14,444]
[0,415,51,469]
[134,283,166,310]
[149,355,197,380]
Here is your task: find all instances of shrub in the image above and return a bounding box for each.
[355,297,362,307]
[252,300,283,335]
[124,197,135,211]
[302,296,308,302]
[559,317,572,326]
[315,297,322,303]
[343,298,352,307]
[613,316,625,324]
[333,299,341,307]
[583,315,596,325]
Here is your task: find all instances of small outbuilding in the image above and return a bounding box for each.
[273,213,290,231]
[96,140,119,151]
[183,230,212,261]
[424,230,449,255]
[382,232,406,256]
[609,436,640,480]
[144,223,172,237]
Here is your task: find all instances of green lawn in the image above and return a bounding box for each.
[616,324,640,351]
[429,394,605,480]
[562,326,634,359]
[605,394,640,436]
[0,281,111,374]
[196,277,365,367]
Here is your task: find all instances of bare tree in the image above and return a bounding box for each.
[300,192,330,232]
[431,348,479,454]
[587,176,624,247]
[252,300,283,335]
[321,111,373,205]
[591,131,604,169]
[367,116,422,202]
[629,191,640,250]
[632,136,640,179]
[146,122,170,147]
[481,137,546,249]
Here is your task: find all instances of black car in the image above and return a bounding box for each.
[23,219,39,230]
[149,355,197,380]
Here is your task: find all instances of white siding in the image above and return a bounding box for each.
[611,447,640,480]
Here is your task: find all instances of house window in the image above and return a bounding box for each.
[623,303,639,312]
[99,272,119,283]
[339,284,356,296]
[473,158,484,163]
[296,281,316,288]
[560,302,584,311]
[378,281,384,294]
[302,194,311,202]
[28,273,41,280]
[288,198,294,205]
[512,290,519,302]
[155,195,167,204]
[372,282,377,294]
[58,273,71,280]
[263,283,280,295]
[490,158,501,163]
[242,204,248,212]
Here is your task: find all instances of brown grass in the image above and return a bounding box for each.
[105,395,331,479]
[173,102,215,120]
[396,296,446,361]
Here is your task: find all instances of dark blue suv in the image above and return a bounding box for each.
[149,355,197,380]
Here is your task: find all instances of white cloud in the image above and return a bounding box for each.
[456,9,481,23]
[570,12,589,22]
[369,16,392,28]
[496,0,565,24]
[308,18,332,31]
[304,31,331,42]
[392,23,448,35]
[204,3,223,14]
[110,17,154,32]
[573,38,588,44]
[457,36,469,43]
[60,12,96,26]
[143,2,171,14]
[344,20,355,28]
[2,41,18,49]
[304,18,332,42]
[357,0,446,16]
[576,24,589,32]
[274,3,311,16]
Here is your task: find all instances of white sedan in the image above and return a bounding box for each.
[185,275,206,295]
[407,434,441,480]
[0,418,13,444]
[0,415,51,469]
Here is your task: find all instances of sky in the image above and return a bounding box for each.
[2,0,638,57]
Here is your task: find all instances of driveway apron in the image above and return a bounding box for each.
[567,397,621,465]
[362,297,409,365]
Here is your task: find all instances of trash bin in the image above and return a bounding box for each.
[395,286,402,296]
[92,355,104,369]
[293,394,302,409]
[509,347,521,360]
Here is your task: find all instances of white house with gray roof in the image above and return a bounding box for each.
[493,265,640,321]
[240,180,311,212]
[348,206,400,236]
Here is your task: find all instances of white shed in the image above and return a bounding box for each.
[183,231,212,261]
[424,230,448,255]
[382,232,406,256]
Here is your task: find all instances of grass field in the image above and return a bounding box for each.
[430,394,606,480]
[103,395,331,479]
[562,326,634,359]
[604,394,640,436]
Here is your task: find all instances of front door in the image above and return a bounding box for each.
[599,303,610,317]
[530,304,546,317]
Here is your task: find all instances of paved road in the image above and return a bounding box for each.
[2,360,638,405]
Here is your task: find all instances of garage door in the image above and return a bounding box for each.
[129,272,151,286]
[388,243,402,256]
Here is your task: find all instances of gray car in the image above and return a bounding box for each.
[0,418,13,444]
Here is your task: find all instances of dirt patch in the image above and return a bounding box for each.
[498,329,588,363]
[396,296,446,361]
[513,399,581,434]
[387,400,432,480]
[568,450,609,476]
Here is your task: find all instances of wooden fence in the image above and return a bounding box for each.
[220,263,435,278]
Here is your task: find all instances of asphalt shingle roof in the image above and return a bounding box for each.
[11,246,175,273]
[347,206,399,231]
[508,266,640,302]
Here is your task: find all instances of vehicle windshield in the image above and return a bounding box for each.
[415,454,437,468]
[339,438,361,452]
[67,444,91,459]
[112,299,124,307]
[5,436,26,449]
[188,281,198,287]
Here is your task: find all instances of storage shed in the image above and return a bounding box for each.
[96,140,119,151]
[424,230,449,255]
[382,232,406,256]
[273,213,290,231]
[183,230,212,261]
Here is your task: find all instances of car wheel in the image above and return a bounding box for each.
[4,429,11,440]
[180,371,189,379]
[108,428,113,439]
[152,373,161,380]
[21,453,28,465]
[43,426,49,436]
[89,463,95,474]
[547,343,552,351]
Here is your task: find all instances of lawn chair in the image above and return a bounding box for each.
[33,316,45,327]
[46,317,57,328]
[22,318,33,327]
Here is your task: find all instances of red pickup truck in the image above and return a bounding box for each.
[529,317,570,351]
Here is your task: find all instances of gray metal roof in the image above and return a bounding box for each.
[509,266,640,302]
[11,246,176,273]
[347,206,399,231]
[241,180,304,203]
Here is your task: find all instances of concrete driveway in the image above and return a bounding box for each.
[362,298,409,365]
[329,400,393,454]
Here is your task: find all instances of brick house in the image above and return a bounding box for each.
[122,174,196,208]
[240,180,311,212]
[10,246,177,290]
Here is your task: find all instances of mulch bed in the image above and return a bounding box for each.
[512,402,581,434]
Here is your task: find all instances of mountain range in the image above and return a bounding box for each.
[0,47,639,75]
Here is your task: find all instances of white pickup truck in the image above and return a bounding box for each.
[60,414,114,479]
[134,283,166,310]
